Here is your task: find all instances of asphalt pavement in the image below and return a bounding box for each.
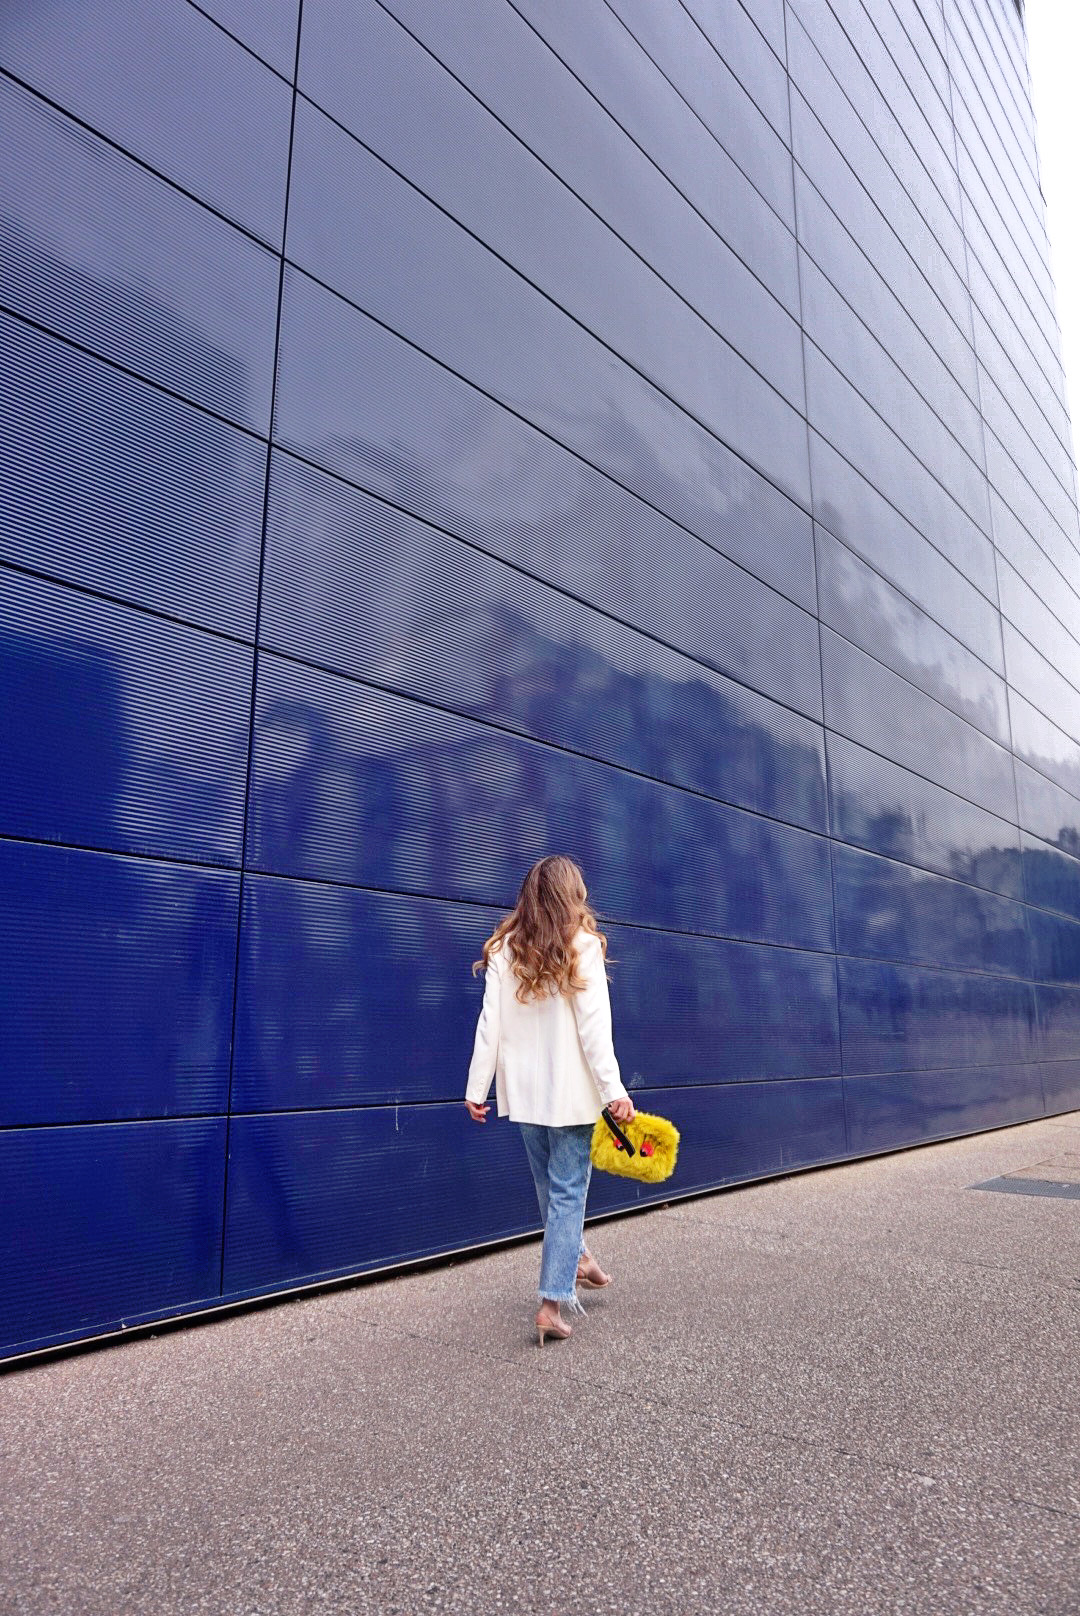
[2,1111,1078,1615]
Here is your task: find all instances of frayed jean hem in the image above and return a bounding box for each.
[537,1287,587,1316]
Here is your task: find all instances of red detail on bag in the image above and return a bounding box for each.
[641,1140,654,1156]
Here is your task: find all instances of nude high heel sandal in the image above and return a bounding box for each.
[535,1308,572,1346]
[576,1256,612,1290]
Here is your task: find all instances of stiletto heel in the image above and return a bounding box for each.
[536,1309,573,1346]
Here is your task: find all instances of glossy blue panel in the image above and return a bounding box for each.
[284,100,812,510]
[838,956,1038,1073]
[233,882,496,1110]
[844,1063,1044,1155]
[582,1080,850,1209]
[246,654,834,951]
[809,0,957,185]
[602,0,795,219]
[815,527,1009,745]
[1035,986,1080,1062]
[261,454,827,824]
[1027,908,1080,987]
[791,117,977,415]
[800,258,989,517]
[833,843,1031,978]
[505,0,799,311]
[822,628,1016,820]
[997,554,1080,690]
[1042,1060,1080,1114]
[0,313,265,636]
[805,347,995,596]
[0,1119,225,1358]
[0,842,237,1125]
[828,732,1023,899]
[1021,834,1080,924]
[788,38,969,331]
[609,929,840,1087]
[301,0,803,409]
[1015,760,1080,859]
[1004,622,1080,748]
[0,1,292,245]
[234,882,840,1112]
[197,0,299,77]
[223,1103,541,1292]
[273,267,818,618]
[223,1082,848,1291]
[795,172,981,446]
[0,76,279,433]
[0,567,251,864]
[675,0,791,141]
[1009,691,1080,804]
[809,433,1004,673]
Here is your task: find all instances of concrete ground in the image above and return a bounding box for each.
[2,1114,1079,1616]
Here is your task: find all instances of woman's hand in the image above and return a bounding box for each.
[465,1100,490,1123]
[607,1096,635,1122]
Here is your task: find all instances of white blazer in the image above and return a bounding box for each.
[465,930,630,1127]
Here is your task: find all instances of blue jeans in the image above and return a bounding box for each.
[519,1123,593,1313]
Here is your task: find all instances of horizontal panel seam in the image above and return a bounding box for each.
[291,88,809,451]
[183,0,295,85]
[277,261,815,601]
[0,67,284,256]
[814,523,1007,686]
[791,10,973,286]
[672,0,792,142]
[368,0,799,351]
[0,299,271,446]
[266,441,823,716]
[810,0,965,223]
[593,0,797,233]
[805,337,994,547]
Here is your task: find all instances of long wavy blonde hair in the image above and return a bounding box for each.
[474,855,607,1002]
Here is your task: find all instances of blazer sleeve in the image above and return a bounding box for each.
[571,935,629,1107]
[465,950,502,1104]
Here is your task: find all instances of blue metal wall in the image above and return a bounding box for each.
[3,0,1079,1358]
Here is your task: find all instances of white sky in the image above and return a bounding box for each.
[1024,0,1080,473]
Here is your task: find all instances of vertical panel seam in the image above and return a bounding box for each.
[218,0,305,1295]
[784,0,847,1148]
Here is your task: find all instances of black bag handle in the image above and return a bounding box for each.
[601,1105,636,1157]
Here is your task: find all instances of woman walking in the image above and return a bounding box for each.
[464,855,635,1345]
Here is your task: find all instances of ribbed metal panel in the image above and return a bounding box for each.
[198,0,299,78]
[261,453,827,822]
[0,313,266,636]
[0,565,252,863]
[838,956,1039,1073]
[844,1063,1045,1154]
[223,1081,848,1293]
[833,842,1031,979]
[0,841,238,1125]
[233,882,841,1113]
[0,0,292,245]
[0,1118,225,1358]
[247,652,834,951]
[284,98,812,511]
[0,74,279,433]
[273,267,819,626]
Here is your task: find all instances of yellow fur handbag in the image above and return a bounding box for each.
[590,1105,680,1184]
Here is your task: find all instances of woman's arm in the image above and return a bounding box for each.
[465,951,502,1115]
[571,935,631,1109]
